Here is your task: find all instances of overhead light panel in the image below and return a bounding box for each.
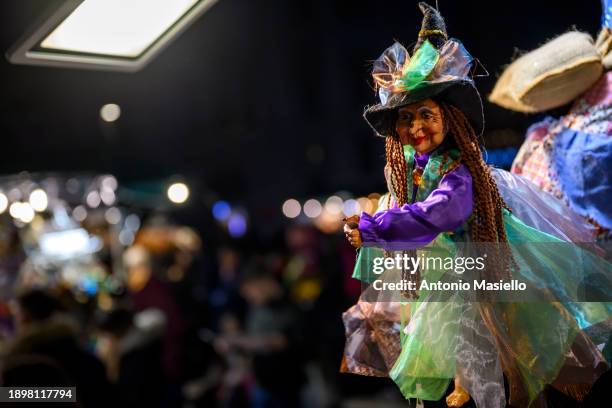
[7,0,218,72]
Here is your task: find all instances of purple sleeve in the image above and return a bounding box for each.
[358,164,473,250]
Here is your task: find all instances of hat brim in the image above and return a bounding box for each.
[363,80,484,137]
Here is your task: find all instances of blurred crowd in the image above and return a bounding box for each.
[0,220,405,408]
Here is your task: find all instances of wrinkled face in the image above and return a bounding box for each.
[395,98,446,154]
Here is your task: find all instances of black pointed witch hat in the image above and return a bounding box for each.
[363,2,484,137]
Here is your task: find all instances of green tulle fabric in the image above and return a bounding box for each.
[350,148,612,403]
[386,213,609,403]
[399,40,440,91]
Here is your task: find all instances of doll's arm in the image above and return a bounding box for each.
[358,164,473,250]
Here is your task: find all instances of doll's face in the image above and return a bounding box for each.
[395,98,446,154]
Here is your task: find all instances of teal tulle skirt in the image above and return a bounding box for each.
[343,169,611,407]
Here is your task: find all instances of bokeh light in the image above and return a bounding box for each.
[86,191,101,208]
[104,207,122,225]
[124,214,141,231]
[100,188,116,206]
[343,199,360,216]
[324,196,343,216]
[303,199,322,218]
[72,205,88,222]
[29,189,48,212]
[100,103,121,122]
[282,199,301,218]
[212,200,231,221]
[228,213,247,237]
[0,193,8,214]
[10,202,35,223]
[167,182,189,204]
[101,175,118,191]
[357,197,374,214]
[119,229,135,246]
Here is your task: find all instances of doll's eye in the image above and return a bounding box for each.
[398,113,412,122]
[417,107,434,120]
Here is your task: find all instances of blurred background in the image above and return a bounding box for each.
[0,0,605,407]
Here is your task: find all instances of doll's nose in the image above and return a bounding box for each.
[410,119,424,133]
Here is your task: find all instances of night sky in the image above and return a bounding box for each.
[0,0,603,235]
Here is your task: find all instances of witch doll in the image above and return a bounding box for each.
[342,3,611,407]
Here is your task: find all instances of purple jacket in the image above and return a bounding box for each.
[359,163,473,250]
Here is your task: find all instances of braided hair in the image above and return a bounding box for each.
[438,103,527,401]
[385,134,409,206]
[439,104,510,239]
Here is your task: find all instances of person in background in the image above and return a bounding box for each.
[4,289,112,407]
[124,245,186,376]
[95,307,165,407]
[215,263,305,408]
[123,245,186,404]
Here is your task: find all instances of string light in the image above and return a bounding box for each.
[325,196,343,216]
[282,199,301,218]
[343,199,360,216]
[303,199,322,218]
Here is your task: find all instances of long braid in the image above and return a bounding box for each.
[441,104,511,252]
[385,131,417,296]
[385,133,409,206]
[440,103,527,404]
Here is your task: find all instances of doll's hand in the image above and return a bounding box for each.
[343,215,362,249]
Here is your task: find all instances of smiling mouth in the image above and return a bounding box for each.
[412,136,426,145]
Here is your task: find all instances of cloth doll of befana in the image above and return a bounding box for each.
[343,3,612,407]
